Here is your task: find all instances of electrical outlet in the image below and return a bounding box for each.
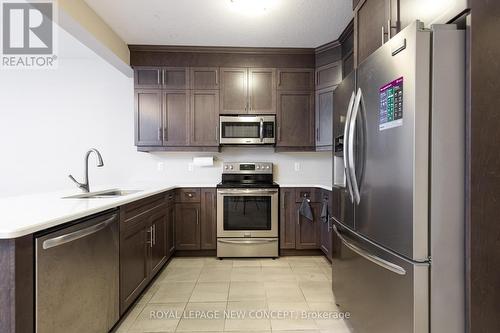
[294,162,301,172]
[188,163,194,172]
[157,162,164,172]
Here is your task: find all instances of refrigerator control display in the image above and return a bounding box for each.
[379,77,403,131]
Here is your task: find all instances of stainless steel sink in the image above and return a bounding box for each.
[63,189,142,199]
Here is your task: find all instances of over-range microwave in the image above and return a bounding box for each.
[219,115,275,145]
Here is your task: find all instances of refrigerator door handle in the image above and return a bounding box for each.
[333,224,406,276]
[343,91,356,202]
[348,88,362,204]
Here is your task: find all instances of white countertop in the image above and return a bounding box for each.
[277,184,333,191]
[0,182,331,239]
[0,183,216,239]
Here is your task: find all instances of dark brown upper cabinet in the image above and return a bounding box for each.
[163,67,189,89]
[315,87,335,150]
[248,68,276,114]
[134,67,189,89]
[276,90,315,150]
[163,90,190,146]
[190,67,219,90]
[220,68,248,114]
[356,0,399,65]
[134,67,162,88]
[277,68,315,91]
[339,20,354,78]
[315,62,342,90]
[190,90,219,146]
[220,67,276,115]
[135,89,163,146]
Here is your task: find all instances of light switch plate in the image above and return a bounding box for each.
[188,163,194,171]
[294,162,301,172]
[157,162,164,172]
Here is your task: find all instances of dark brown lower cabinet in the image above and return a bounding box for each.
[166,203,175,257]
[175,203,201,250]
[200,189,217,250]
[150,205,168,276]
[319,190,333,259]
[280,188,297,249]
[120,196,170,314]
[119,210,152,314]
[279,188,326,251]
[295,202,321,249]
[175,188,217,251]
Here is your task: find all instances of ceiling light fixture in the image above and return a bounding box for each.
[229,0,277,16]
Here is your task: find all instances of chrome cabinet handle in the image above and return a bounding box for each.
[196,209,199,225]
[163,127,167,141]
[277,126,281,141]
[260,118,264,142]
[333,225,406,275]
[42,214,117,250]
[157,70,160,85]
[152,224,156,246]
[215,126,218,141]
[381,25,385,45]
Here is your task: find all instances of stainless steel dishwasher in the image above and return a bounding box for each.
[35,209,119,333]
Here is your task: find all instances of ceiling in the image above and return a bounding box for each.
[84,0,353,48]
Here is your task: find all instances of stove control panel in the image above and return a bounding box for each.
[222,162,273,174]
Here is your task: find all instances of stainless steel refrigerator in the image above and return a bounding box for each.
[331,21,465,333]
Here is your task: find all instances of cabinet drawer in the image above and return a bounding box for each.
[121,193,165,223]
[295,188,321,203]
[176,188,201,203]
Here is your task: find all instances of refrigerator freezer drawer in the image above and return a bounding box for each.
[332,223,428,333]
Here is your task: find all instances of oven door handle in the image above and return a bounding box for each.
[218,238,277,244]
[217,189,278,195]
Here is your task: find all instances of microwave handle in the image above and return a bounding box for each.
[260,118,264,142]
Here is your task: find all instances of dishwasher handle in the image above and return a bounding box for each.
[42,213,118,250]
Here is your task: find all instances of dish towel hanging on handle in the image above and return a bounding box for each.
[299,196,314,222]
[321,197,329,223]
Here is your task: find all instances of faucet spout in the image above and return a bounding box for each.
[68,148,104,193]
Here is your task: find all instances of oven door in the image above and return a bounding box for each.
[220,116,275,144]
[217,188,279,238]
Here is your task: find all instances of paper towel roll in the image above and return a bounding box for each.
[192,156,214,167]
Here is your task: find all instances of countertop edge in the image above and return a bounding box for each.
[0,184,215,239]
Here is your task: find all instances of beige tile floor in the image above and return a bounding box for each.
[115,256,351,333]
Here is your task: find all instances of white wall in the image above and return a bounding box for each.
[0,26,331,198]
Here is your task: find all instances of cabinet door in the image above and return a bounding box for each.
[134,67,162,88]
[166,203,176,258]
[277,69,314,91]
[276,91,315,148]
[190,90,219,146]
[295,202,321,249]
[220,68,248,114]
[150,205,168,276]
[163,90,189,146]
[175,203,201,250]
[280,188,296,249]
[248,68,276,114]
[315,87,335,150]
[120,215,150,313]
[357,0,387,64]
[200,189,217,250]
[316,62,342,90]
[135,89,163,146]
[163,67,189,89]
[190,67,219,89]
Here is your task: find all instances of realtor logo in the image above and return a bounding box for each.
[1,1,57,68]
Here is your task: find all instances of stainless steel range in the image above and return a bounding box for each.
[216,162,279,258]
